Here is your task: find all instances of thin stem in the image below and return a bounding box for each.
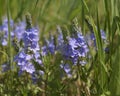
[7,0,13,94]
[7,0,12,67]
[44,72,48,96]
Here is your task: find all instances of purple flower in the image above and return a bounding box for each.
[59,32,88,65]
[68,37,78,49]
[34,52,42,65]
[14,16,42,74]
[1,18,14,33]
[100,30,106,40]
[20,62,35,74]
[41,35,55,56]
[60,44,77,59]
[15,51,35,74]
[86,29,107,48]
[57,26,64,46]
[91,30,106,45]
[22,28,40,53]
[60,63,72,77]
[14,21,26,41]
[0,18,14,46]
[14,19,42,74]
[41,45,48,56]
[1,63,10,72]
[14,27,42,74]
[1,39,8,46]
[46,36,55,54]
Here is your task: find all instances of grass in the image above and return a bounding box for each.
[0,0,120,95]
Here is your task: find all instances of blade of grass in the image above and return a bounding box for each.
[39,0,52,16]
[0,0,2,24]
[81,0,89,13]
[7,0,14,95]
[85,13,108,94]
[96,2,107,91]
[81,1,85,34]
[7,0,12,68]
[109,15,120,96]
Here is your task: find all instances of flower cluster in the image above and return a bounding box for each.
[0,18,29,49]
[23,28,40,53]
[86,29,107,47]
[14,21,26,41]
[14,27,42,74]
[58,30,89,65]
[0,18,14,46]
[14,14,42,74]
[15,51,35,74]
[41,35,55,56]
[0,16,108,79]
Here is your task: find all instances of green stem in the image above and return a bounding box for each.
[7,0,12,67]
[7,0,13,94]
[43,72,48,96]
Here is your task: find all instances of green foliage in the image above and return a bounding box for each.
[0,0,120,95]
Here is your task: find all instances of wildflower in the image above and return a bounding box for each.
[23,28,40,53]
[20,62,35,74]
[1,63,10,72]
[57,26,64,46]
[34,52,42,65]
[86,29,107,47]
[14,13,42,74]
[0,18,14,46]
[60,63,72,77]
[1,39,8,46]
[59,32,88,65]
[41,45,48,56]
[14,51,35,74]
[60,43,77,59]
[41,35,55,56]
[2,18,14,33]
[14,21,26,41]
[46,35,55,54]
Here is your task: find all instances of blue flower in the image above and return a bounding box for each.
[15,51,35,74]
[90,30,106,44]
[41,35,55,56]
[60,63,72,77]
[20,62,35,74]
[68,37,78,49]
[22,28,40,53]
[14,26,42,74]
[57,26,64,46]
[46,36,55,54]
[0,18,14,46]
[59,32,88,65]
[100,29,106,40]
[60,44,77,59]
[86,29,107,48]
[41,45,48,56]
[14,21,26,41]
[1,63,10,72]
[14,20,42,74]
[1,39,8,46]
[34,52,42,65]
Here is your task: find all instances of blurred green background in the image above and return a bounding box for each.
[0,0,108,33]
